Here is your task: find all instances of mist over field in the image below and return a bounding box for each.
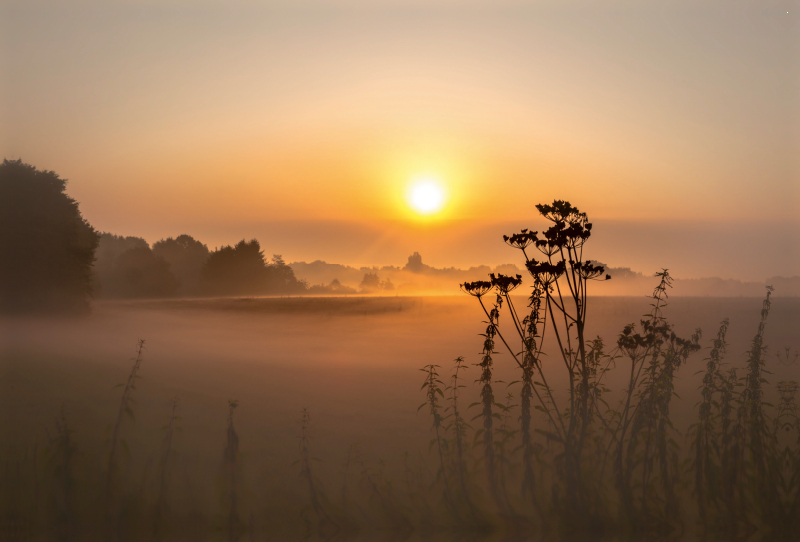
[3,1,800,540]
[3,293,799,540]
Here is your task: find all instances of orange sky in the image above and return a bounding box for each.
[3,1,799,279]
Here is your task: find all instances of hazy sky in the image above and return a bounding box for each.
[3,1,798,279]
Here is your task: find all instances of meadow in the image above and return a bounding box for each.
[2,291,798,541]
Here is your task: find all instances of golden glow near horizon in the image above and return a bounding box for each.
[408,177,446,216]
[4,3,798,244]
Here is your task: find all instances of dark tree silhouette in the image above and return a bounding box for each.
[0,159,99,313]
[404,252,425,273]
[152,234,210,295]
[359,272,382,293]
[106,246,178,298]
[92,233,148,296]
[266,254,308,294]
[202,241,307,296]
[202,239,271,296]
[358,272,394,294]
[93,233,178,298]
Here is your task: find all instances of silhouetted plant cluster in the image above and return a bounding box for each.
[416,199,799,538]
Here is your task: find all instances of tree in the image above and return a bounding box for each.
[404,252,426,273]
[0,159,99,313]
[359,272,382,293]
[107,246,178,298]
[202,242,308,296]
[93,233,178,298]
[266,254,308,294]
[152,234,210,295]
[358,272,394,294]
[202,239,270,296]
[92,233,148,296]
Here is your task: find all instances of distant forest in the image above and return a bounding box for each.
[293,253,800,298]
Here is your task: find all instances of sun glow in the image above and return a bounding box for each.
[408,178,445,216]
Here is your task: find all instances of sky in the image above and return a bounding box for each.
[2,0,799,280]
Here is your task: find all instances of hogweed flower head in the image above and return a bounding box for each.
[461,280,493,298]
[490,273,523,295]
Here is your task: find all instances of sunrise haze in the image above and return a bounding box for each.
[3,0,798,279]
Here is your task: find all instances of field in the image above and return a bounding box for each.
[2,293,799,541]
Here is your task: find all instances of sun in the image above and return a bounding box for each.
[408,178,445,216]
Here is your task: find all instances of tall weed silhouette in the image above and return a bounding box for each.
[105,339,145,538]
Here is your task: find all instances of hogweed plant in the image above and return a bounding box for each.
[462,201,615,527]
[452,200,798,538]
[460,281,508,514]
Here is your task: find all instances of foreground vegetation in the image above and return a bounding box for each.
[3,202,798,542]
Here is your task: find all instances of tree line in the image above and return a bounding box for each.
[93,233,306,299]
[1,159,308,313]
